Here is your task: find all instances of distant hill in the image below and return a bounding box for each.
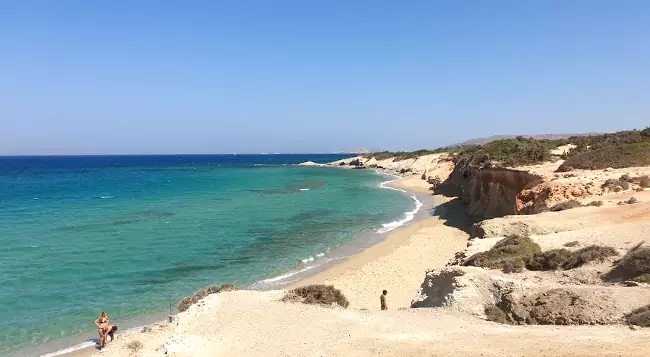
[344,148,373,154]
[458,133,601,146]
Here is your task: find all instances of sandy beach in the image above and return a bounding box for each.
[288,175,469,310]
[54,174,454,357]
[46,162,650,356]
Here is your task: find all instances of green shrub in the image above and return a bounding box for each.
[527,249,573,271]
[464,235,541,270]
[283,285,349,308]
[557,142,650,172]
[455,137,558,168]
[561,245,618,269]
[485,305,511,324]
[550,200,582,212]
[502,258,525,273]
[626,305,650,327]
[618,246,650,278]
[526,246,617,271]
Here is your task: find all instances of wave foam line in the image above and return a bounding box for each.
[376,177,424,234]
[40,342,96,357]
[40,322,162,357]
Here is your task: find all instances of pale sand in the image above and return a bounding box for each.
[289,178,469,310]
[96,290,649,357]
[45,175,650,357]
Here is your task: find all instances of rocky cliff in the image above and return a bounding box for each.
[438,164,543,220]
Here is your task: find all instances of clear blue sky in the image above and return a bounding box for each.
[2,1,649,155]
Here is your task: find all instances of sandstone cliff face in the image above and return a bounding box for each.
[439,165,543,220]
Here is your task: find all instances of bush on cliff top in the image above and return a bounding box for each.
[463,235,541,270]
[283,285,349,308]
[455,137,559,168]
[557,142,650,172]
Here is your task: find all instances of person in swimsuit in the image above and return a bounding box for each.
[380,290,388,310]
[94,312,110,348]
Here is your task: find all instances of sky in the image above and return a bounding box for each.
[1,1,649,155]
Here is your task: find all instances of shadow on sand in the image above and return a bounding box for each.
[428,196,474,234]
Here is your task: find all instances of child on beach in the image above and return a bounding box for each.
[380,290,388,310]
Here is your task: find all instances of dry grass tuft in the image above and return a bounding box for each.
[126,340,143,352]
[283,285,349,308]
[464,235,541,270]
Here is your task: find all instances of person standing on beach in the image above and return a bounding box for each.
[380,290,388,310]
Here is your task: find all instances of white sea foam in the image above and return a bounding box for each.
[299,188,310,191]
[40,341,96,357]
[253,264,318,285]
[100,195,114,199]
[376,177,424,234]
[39,322,161,357]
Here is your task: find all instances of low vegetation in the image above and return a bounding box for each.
[454,137,558,168]
[561,245,618,269]
[348,158,362,167]
[526,249,573,270]
[621,174,650,188]
[527,246,617,271]
[626,305,650,327]
[177,283,235,312]
[464,236,617,273]
[363,148,459,161]
[550,200,582,212]
[563,241,580,247]
[282,285,349,308]
[463,235,541,270]
[362,126,650,171]
[603,243,650,283]
[557,142,650,172]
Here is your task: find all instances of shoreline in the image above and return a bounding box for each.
[286,175,468,310]
[26,170,433,357]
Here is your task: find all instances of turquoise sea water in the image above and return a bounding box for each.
[0,155,415,356]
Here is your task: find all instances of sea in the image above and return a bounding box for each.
[0,154,420,357]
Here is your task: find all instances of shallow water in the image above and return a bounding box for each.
[0,155,415,356]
